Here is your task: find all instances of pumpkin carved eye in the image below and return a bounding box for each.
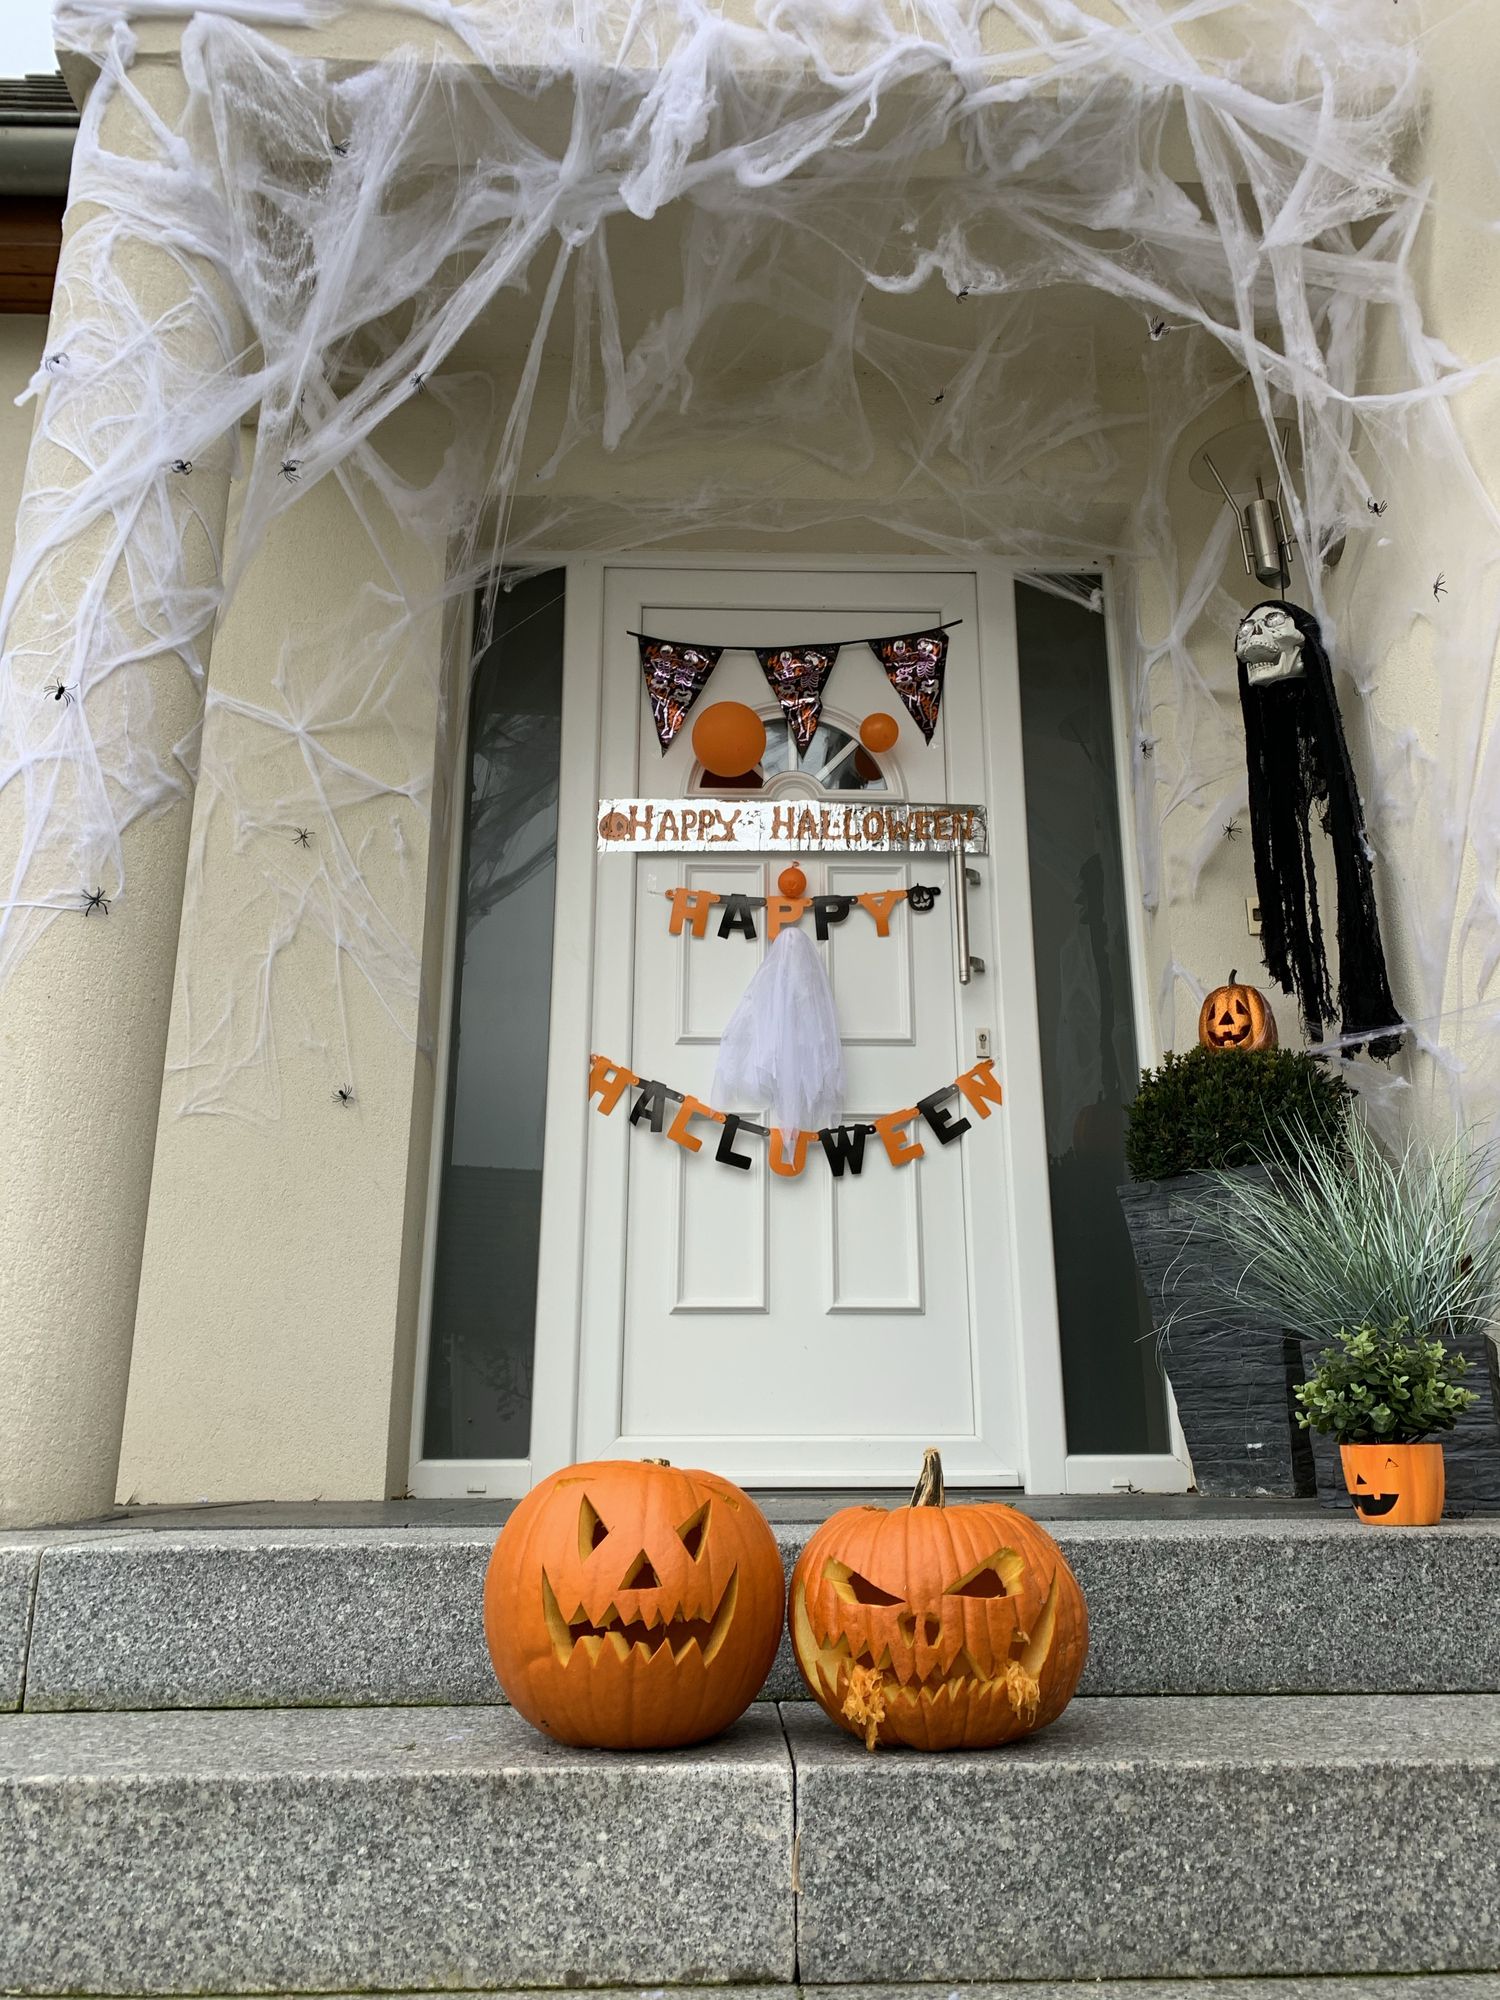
[823,1558,903,1606]
[946,1549,1026,1599]
[578,1495,610,1559]
[677,1502,711,1559]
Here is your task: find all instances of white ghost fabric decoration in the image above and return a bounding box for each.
[713,927,845,1135]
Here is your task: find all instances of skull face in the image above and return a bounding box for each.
[1235,603,1306,686]
[789,1499,1088,1750]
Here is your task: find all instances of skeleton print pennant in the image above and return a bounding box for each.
[754,645,840,756]
[870,628,950,743]
[639,637,724,753]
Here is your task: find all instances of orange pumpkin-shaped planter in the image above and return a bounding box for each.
[1341,1441,1445,1526]
[1198,971,1278,1051]
[484,1458,785,1749]
[790,1450,1088,1751]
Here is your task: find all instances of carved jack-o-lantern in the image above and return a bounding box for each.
[1198,971,1279,1051]
[484,1458,785,1749]
[790,1450,1088,1751]
[1341,1442,1445,1526]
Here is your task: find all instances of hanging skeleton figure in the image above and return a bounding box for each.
[1234,600,1403,1059]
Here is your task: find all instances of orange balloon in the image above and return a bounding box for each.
[778,865,808,898]
[853,746,882,783]
[692,702,767,775]
[860,711,900,753]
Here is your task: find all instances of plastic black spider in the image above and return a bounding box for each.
[293,827,312,848]
[1140,738,1155,759]
[1366,498,1387,516]
[410,372,427,394]
[1433,573,1448,600]
[44,679,75,706]
[332,1084,356,1107]
[1148,318,1168,340]
[170,458,193,475]
[81,886,110,917]
[932,390,945,404]
[954,288,970,302]
[1223,821,1240,842]
[43,351,68,375]
[330,140,350,157]
[280,459,302,483]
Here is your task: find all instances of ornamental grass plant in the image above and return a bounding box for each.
[1209,1112,1500,1347]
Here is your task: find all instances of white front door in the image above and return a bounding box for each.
[576,564,1064,1487]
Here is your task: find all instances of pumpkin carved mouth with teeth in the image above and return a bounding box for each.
[790,1449,1088,1751]
[484,1458,784,1748]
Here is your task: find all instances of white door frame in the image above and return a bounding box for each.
[408,553,1192,1498]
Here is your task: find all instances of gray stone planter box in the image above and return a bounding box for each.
[1305,1327,1500,1517]
[1118,1171,1315,1498]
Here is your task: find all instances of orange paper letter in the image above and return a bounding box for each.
[856,890,906,937]
[588,1054,639,1114]
[953,1058,1004,1119]
[666,887,721,937]
[767,1128,811,1177]
[765,896,811,940]
[666,1094,717,1153]
[873,1108,924,1166]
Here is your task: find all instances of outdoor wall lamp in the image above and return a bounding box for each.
[1189,418,1299,591]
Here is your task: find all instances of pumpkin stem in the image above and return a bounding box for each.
[1229,969,1238,984]
[909,1447,945,1508]
[642,1456,671,1466]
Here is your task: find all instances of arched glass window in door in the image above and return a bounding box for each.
[695,717,890,794]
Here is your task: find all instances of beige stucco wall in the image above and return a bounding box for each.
[116,408,451,1502]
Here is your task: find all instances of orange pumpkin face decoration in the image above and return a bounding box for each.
[1341,1441,1445,1526]
[1198,971,1278,1051]
[484,1458,785,1749]
[789,1450,1088,1751]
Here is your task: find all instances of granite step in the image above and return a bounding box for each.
[24,1987,1500,2000]
[2,1696,1498,1992]
[6,1516,1500,1711]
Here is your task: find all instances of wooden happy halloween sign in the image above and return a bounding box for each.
[588,1053,1003,1177]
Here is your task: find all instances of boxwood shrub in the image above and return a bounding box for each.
[1124,1045,1352,1182]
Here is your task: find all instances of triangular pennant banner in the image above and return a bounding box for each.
[870,628,949,743]
[639,637,724,754]
[754,645,840,756]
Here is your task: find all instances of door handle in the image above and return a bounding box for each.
[955,837,984,983]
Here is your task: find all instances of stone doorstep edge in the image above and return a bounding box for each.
[0,1546,39,1712]
[14,1517,1500,1712]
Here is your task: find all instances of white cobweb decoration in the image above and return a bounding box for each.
[0,0,1495,1125]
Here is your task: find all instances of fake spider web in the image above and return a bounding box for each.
[2,0,1498,1128]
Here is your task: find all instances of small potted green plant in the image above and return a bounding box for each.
[1119,1043,1352,1496]
[1296,1324,1475,1525]
[1209,1115,1500,1516]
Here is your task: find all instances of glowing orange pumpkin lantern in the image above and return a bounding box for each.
[692,702,767,777]
[484,1458,785,1749]
[1341,1442,1445,1526]
[1198,971,1278,1051]
[789,1449,1088,1751]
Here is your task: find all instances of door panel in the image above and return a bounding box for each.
[579,565,1051,1485]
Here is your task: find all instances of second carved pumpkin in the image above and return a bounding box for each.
[789,1449,1088,1750]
